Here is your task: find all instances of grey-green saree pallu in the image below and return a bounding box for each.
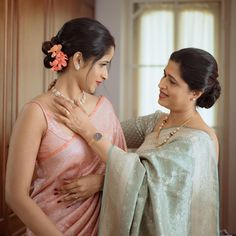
[99,111,219,236]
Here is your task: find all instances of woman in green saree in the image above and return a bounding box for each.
[54,48,221,236]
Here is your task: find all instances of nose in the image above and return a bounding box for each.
[102,68,108,80]
[158,76,165,89]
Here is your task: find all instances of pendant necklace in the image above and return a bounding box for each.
[156,115,193,147]
[51,86,86,106]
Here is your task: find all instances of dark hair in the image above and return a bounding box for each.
[42,17,115,71]
[170,48,221,108]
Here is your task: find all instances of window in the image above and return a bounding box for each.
[129,0,220,127]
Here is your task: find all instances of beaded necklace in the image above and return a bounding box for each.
[51,86,86,105]
[156,115,193,147]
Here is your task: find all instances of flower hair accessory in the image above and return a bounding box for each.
[48,44,68,71]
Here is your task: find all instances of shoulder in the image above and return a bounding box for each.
[15,98,47,133]
[98,96,117,114]
[175,128,218,162]
[137,110,166,123]
[100,96,113,107]
[187,114,219,161]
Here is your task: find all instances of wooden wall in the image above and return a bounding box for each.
[0,0,94,235]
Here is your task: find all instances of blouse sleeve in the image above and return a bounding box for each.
[121,111,161,149]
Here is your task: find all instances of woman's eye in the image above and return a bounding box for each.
[169,79,176,84]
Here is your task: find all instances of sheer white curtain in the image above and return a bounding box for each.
[134,5,174,115]
[133,2,220,127]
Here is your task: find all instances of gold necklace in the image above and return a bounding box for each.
[51,86,86,105]
[156,115,193,147]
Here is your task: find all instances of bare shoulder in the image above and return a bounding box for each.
[15,96,48,134]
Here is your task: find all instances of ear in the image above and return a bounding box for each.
[72,52,83,70]
[190,90,203,101]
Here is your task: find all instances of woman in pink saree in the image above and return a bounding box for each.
[5,18,126,236]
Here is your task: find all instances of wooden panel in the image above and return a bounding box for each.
[17,0,45,111]
[0,0,95,235]
[0,0,6,222]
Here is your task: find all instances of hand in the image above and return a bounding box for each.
[55,175,104,207]
[53,96,96,140]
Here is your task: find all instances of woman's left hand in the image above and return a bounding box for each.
[53,96,95,139]
[55,174,104,207]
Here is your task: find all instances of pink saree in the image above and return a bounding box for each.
[26,96,126,236]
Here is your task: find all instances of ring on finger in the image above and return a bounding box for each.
[64,109,70,116]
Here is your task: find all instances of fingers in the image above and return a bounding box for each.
[74,100,87,114]
[55,179,81,194]
[63,193,82,202]
[54,113,69,126]
[54,96,76,112]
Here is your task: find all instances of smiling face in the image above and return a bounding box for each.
[79,46,115,94]
[158,60,197,112]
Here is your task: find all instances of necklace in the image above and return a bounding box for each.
[51,86,86,105]
[156,115,193,147]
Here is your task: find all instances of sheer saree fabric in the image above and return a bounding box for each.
[26,97,126,236]
[99,111,219,236]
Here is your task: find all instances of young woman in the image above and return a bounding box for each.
[5,18,126,236]
[54,48,221,236]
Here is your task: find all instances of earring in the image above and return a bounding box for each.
[75,64,80,70]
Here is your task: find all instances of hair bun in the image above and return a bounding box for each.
[197,78,221,108]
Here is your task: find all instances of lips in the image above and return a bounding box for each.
[159,91,168,99]
[96,81,102,85]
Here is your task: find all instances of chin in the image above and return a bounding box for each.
[158,100,169,109]
[87,87,96,94]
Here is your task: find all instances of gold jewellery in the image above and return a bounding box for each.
[156,115,193,147]
[51,86,86,106]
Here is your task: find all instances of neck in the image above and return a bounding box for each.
[53,75,83,101]
[167,109,197,126]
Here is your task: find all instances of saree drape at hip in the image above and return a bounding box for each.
[99,111,219,236]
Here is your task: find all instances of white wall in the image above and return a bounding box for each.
[95,0,125,118]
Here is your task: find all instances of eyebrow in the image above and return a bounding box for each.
[164,69,177,82]
[101,60,110,63]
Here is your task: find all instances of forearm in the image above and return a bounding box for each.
[7,195,63,236]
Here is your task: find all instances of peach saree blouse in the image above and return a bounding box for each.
[27,96,126,236]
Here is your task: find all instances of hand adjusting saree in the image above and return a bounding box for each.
[26,96,126,236]
[99,111,219,236]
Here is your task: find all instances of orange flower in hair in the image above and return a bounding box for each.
[48,44,68,71]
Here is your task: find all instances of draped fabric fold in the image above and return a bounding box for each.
[99,112,219,236]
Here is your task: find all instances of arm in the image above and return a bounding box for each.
[5,103,63,236]
[121,112,159,149]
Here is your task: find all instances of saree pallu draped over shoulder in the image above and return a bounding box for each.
[99,111,219,236]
